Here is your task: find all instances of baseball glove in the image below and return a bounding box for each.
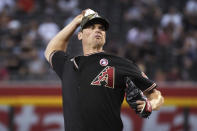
[125,77,152,118]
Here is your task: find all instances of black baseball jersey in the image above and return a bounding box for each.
[51,51,156,131]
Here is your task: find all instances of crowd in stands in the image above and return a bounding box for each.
[0,0,197,83]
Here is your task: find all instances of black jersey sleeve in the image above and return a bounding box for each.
[132,72,156,93]
[123,60,156,93]
[51,51,68,78]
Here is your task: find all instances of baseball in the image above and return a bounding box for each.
[84,9,96,16]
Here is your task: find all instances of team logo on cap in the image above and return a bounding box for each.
[100,58,108,66]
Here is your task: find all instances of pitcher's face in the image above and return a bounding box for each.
[78,23,106,48]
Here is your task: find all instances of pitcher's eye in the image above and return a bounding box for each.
[99,25,105,31]
[83,24,94,30]
[86,25,95,30]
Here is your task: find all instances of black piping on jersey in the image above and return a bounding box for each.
[49,50,59,68]
[143,83,157,93]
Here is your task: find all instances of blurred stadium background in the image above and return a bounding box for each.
[0,0,197,131]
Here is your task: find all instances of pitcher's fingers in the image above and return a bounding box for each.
[136,100,145,104]
[137,104,144,111]
[137,101,146,111]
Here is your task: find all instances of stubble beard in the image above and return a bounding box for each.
[93,38,105,49]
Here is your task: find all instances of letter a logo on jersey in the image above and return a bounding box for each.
[91,66,115,88]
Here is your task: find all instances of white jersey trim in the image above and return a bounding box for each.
[143,83,157,93]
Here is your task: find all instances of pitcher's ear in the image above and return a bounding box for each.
[78,32,82,40]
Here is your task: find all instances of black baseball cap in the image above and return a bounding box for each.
[80,13,109,31]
